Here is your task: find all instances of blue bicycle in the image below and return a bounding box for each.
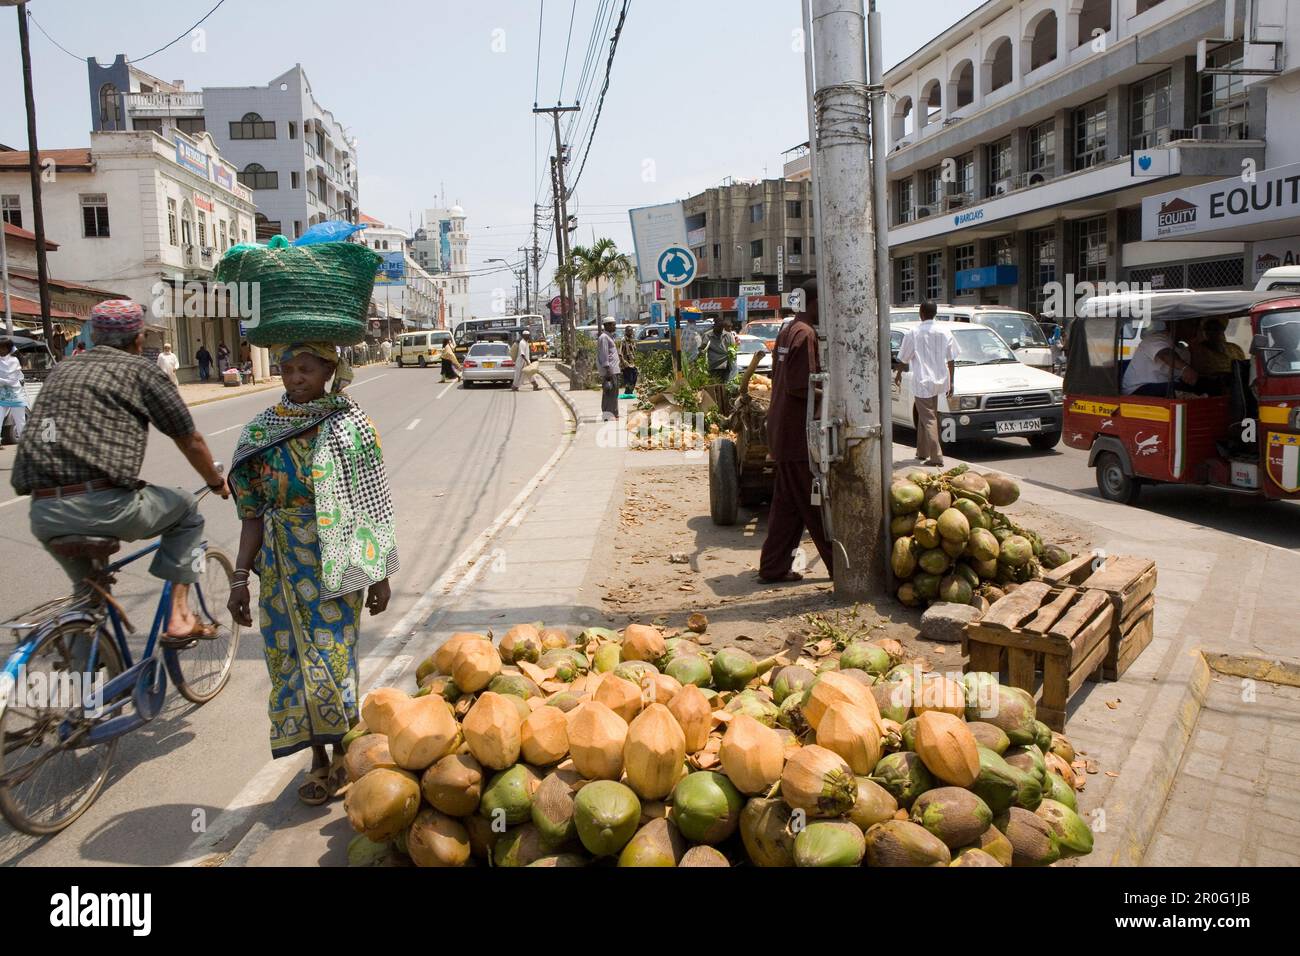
[0,481,240,835]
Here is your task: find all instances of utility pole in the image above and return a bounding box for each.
[534,103,580,375]
[518,245,532,315]
[808,0,885,599]
[16,3,54,343]
[531,205,542,318]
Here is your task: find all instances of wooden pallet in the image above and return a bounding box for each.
[963,581,1114,731]
[1080,556,1157,680]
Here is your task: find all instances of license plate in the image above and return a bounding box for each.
[996,418,1042,435]
[483,362,496,368]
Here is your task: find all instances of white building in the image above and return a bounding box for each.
[410,206,471,325]
[89,57,359,241]
[360,213,442,330]
[883,0,1290,313]
[0,129,258,379]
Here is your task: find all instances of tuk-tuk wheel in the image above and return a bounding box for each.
[709,437,740,526]
[1094,451,1140,504]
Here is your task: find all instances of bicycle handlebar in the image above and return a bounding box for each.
[193,460,225,501]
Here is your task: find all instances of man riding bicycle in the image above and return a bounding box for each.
[10,299,229,643]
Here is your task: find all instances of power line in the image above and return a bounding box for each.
[558,0,579,99]
[132,0,229,63]
[568,0,631,198]
[533,0,545,105]
[25,11,85,61]
[565,0,617,145]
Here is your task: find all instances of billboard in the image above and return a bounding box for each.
[629,201,687,284]
[174,135,209,178]
[375,251,407,286]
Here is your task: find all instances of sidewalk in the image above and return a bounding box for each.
[228,361,631,865]
[907,445,1300,866]
[178,378,281,407]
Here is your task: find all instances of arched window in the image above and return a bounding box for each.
[180,200,194,246]
[950,60,974,110]
[98,83,122,129]
[1075,0,1111,49]
[238,163,279,190]
[892,96,914,141]
[1026,10,1059,72]
[229,112,276,140]
[986,37,1013,92]
[920,79,942,127]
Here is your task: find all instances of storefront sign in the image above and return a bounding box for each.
[954,265,1018,291]
[1143,162,1300,240]
[194,193,215,214]
[375,251,406,286]
[679,295,781,312]
[211,162,235,192]
[739,282,765,297]
[174,135,209,178]
[1252,235,1300,279]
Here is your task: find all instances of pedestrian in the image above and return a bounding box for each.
[597,317,621,421]
[156,341,180,385]
[216,341,231,375]
[704,317,738,382]
[440,337,462,382]
[72,340,86,357]
[10,299,229,636]
[619,325,639,394]
[196,342,213,382]
[226,342,396,804]
[240,338,252,368]
[0,337,28,443]
[380,338,392,362]
[681,318,702,366]
[511,330,541,391]
[895,299,959,466]
[759,279,833,582]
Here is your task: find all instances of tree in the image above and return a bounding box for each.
[581,237,634,320]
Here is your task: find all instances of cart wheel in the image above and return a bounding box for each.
[1094,451,1140,504]
[709,437,740,526]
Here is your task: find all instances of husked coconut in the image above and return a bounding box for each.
[594,671,643,723]
[914,711,980,787]
[361,687,410,738]
[668,684,712,753]
[621,623,666,662]
[815,702,883,775]
[462,692,523,770]
[719,714,785,795]
[433,632,487,675]
[623,704,687,800]
[567,701,629,780]
[451,638,502,693]
[520,706,570,766]
[804,672,882,732]
[388,694,461,771]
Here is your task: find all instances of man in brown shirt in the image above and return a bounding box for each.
[12,300,228,641]
[759,279,833,581]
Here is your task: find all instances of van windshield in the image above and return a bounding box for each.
[975,312,1048,348]
[1260,310,1300,375]
[951,326,1019,365]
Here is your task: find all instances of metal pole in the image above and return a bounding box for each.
[1,213,12,336]
[868,1,896,595]
[810,0,884,599]
[17,3,54,344]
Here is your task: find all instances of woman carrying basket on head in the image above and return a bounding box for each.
[219,236,398,806]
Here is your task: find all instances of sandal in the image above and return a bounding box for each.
[297,766,331,806]
[161,620,218,648]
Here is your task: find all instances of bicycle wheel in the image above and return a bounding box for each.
[168,548,242,704]
[0,621,124,836]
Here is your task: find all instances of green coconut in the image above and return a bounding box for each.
[420,674,463,704]
[666,654,713,688]
[896,583,921,607]
[794,820,866,867]
[527,853,588,867]
[671,771,744,845]
[340,723,371,752]
[890,479,925,515]
[966,528,1000,563]
[848,776,899,832]
[772,666,816,705]
[725,689,781,727]
[1033,720,1053,753]
[917,549,950,576]
[891,536,918,578]
[953,561,981,591]
[739,797,797,867]
[578,626,620,647]
[531,769,581,848]
[998,535,1033,568]
[950,847,1002,867]
[614,660,658,684]
[912,572,941,601]
[941,537,967,559]
[966,683,1037,746]
[936,508,971,544]
[967,721,1011,755]
[1005,744,1049,789]
[478,764,540,826]
[891,513,918,537]
[939,574,974,605]
[984,473,1020,506]
[968,747,1022,815]
[1041,544,1072,569]
[658,638,704,669]
[1036,798,1093,856]
[573,780,641,857]
[994,806,1061,866]
[910,787,993,848]
[488,672,541,700]
[617,817,687,867]
[777,693,811,736]
[493,822,550,867]
[871,681,912,724]
[1045,771,1078,811]
[951,471,991,499]
[869,751,935,809]
[838,642,893,676]
[924,488,954,519]
[346,834,391,867]
[544,692,583,713]
[863,819,952,867]
[912,517,940,550]
[952,497,988,531]
[712,647,760,691]
[680,846,731,867]
[538,648,589,683]
[592,643,622,673]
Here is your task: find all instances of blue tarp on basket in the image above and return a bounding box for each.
[293,220,369,246]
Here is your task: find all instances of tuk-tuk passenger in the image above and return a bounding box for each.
[1190,319,1246,394]
[1122,321,1197,397]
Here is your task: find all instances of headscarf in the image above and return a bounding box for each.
[276,341,354,392]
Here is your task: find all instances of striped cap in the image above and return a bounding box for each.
[90,299,144,334]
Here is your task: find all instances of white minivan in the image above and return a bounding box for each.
[891,305,1058,373]
[890,320,1065,450]
[1255,266,1300,293]
[396,330,454,368]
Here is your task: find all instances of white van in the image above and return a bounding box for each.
[891,304,1057,372]
[396,330,453,368]
[1254,266,1300,293]
[891,320,1065,449]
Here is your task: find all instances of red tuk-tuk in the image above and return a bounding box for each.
[1063,290,1300,504]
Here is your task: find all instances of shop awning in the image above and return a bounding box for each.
[1,292,80,321]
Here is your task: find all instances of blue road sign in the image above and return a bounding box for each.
[656,246,697,288]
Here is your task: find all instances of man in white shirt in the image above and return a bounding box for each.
[597,317,621,420]
[897,301,959,466]
[1122,325,1197,396]
[0,337,27,442]
[511,330,540,391]
[156,342,181,386]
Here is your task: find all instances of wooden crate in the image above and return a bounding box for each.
[1079,556,1157,680]
[964,580,1114,731]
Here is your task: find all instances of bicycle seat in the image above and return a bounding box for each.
[46,535,121,560]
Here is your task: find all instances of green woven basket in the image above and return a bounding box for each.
[215,236,382,346]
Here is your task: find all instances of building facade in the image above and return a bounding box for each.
[360,214,442,331]
[410,206,471,326]
[89,58,359,241]
[678,177,817,325]
[0,131,257,378]
[883,0,1288,315]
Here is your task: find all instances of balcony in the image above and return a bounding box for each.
[125,91,204,114]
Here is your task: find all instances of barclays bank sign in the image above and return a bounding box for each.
[953,208,985,227]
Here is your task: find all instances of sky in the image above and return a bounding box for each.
[0,0,984,316]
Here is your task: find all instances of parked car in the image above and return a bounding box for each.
[732,333,772,378]
[740,319,788,353]
[1255,266,1300,293]
[396,330,454,368]
[890,321,1064,449]
[461,341,515,386]
[891,304,1058,373]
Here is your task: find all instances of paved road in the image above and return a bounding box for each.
[0,366,565,865]
[894,427,1300,553]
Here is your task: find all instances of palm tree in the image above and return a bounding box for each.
[582,237,634,319]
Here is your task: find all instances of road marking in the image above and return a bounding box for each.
[347,374,388,389]
[175,380,573,867]
[208,423,244,436]
[436,381,456,400]
[0,496,26,510]
[406,418,421,431]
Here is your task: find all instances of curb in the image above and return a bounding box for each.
[184,381,282,408]
[1204,652,1300,688]
[538,366,579,425]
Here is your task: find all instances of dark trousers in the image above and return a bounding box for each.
[442,359,457,380]
[621,367,639,390]
[601,374,620,418]
[198,364,210,382]
[759,460,833,580]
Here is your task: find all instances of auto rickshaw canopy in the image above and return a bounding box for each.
[1065,290,1294,396]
